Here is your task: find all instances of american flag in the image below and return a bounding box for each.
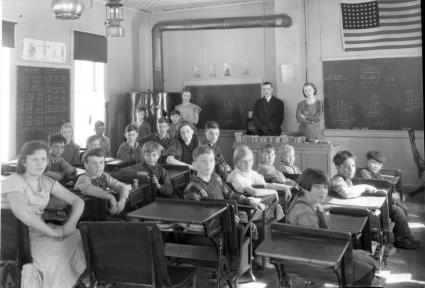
[340,0,422,51]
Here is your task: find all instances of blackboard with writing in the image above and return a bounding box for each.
[17,66,70,151]
[323,57,423,130]
[187,83,261,130]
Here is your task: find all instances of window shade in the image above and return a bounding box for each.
[2,21,16,48]
[74,31,107,63]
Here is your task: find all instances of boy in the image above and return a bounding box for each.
[257,144,296,186]
[168,110,182,138]
[86,135,101,151]
[117,141,174,198]
[184,144,264,211]
[117,124,143,163]
[44,134,76,181]
[75,148,129,216]
[89,120,111,156]
[200,121,231,181]
[141,117,173,163]
[358,151,409,217]
[134,107,151,142]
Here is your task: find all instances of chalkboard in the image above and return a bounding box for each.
[17,66,70,151]
[186,83,261,129]
[323,57,423,130]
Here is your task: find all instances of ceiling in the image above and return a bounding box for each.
[119,0,262,13]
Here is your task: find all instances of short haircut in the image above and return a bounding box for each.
[259,144,275,164]
[193,144,214,160]
[279,144,295,157]
[366,151,386,164]
[233,145,254,166]
[302,82,318,97]
[297,168,329,191]
[142,141,164,154]
[205,121,220,130]
[169,110,180,116]
[125,124,138,133]
[86,135,100,146]
[333,150,355,167]
[49,134,66,146]
[94,120,105,127]
[17,141,49,174]
[157,117,170,125]
[262,81,273,87]
[83,147,105,163]
[136,106,147,114]
[60,122,73,134]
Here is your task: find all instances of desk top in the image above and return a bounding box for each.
[256,228,350,267]
[326,196,386,209]
[127,199,227,224]
[330,213,368,234]
[163,166,190,179]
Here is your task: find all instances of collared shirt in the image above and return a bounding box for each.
[184,173,250,204]
[46,155,76,178]
[141,132,173,164]
[358,168,383,180]
[199,138,228,166]
[117,142,143,163]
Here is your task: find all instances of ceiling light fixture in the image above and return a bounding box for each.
[105,0,124,37]
[51,0,91,20]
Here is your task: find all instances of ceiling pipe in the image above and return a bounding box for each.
[152,13,292,93]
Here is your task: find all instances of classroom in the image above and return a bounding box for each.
[1,0,424,287]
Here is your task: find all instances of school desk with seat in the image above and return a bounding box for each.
[161,164,192,198]
[128,199,230,288]
[255,223,354,288]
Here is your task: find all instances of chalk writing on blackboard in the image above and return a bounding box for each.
[16,66,70,151]
[360,66,381,88]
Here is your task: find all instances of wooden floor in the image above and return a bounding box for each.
[196,188,425,288]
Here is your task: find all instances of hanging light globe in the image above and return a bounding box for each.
[52,0,84,20]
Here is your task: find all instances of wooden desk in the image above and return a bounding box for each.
[161,164,191,199]
[330,213,371,251]
[128,199,229,288]
[256,223,352,287]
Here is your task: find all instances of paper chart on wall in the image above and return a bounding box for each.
[22,38,66,63]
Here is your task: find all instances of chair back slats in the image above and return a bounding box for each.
[408,128,425,178]
[79,221,172,287]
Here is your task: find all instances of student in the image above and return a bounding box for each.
[257,144,296,185]
[117,141,174,198]
[330,150,419,249]
[279,144,301,176]
[44,134,76,181]
[228,145,292,201]
[141,117,173,163]
[60,122,80,164]
[358,151,408,216]
[75,148,129,216]
[287,168,377,287]
[86,135,101,151]
[296,82,324,140]
[184,144,265,211]
[89,121,111,156]
[117,124,143,163]
[165,121,200,169]
[1,141,86,288]
[200,121,231,181]
[175,90,202,125]
[168,110,182,138]
[134,106,151,142]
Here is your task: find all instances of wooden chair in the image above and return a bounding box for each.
[78,221,197,288]
[1,209,32,288]
[408,128,425,197]
[161,164,192,199]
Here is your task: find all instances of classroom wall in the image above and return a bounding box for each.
[306,0,423,186]
[2,0,151,156]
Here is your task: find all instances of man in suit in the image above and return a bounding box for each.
[252,82,284,135]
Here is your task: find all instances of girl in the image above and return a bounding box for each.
[60,122,80,164]
[175,90,202,125]
[279,145,301,176]
[296,82,323,140]
[134,106,152,142]
[287,168,377,286]
[257,144,296,186]
[1,141,86,287]
[330,150,419,250]
[165,121,200,170]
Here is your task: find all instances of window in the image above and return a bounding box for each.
[73,60,105,146]
[1,47,11,162]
